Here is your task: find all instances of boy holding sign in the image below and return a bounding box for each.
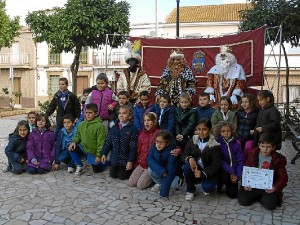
[238,133,288,210]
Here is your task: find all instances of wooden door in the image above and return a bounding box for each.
[77,76,89,95]
[13,77,21,104]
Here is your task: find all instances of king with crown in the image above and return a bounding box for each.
[204,45,246,106]
[155,49,196,106]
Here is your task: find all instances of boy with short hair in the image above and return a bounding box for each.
[238,133,288,210]
[109,91,133,129]
[68,103,106,176]
[46,77,81,137]
[52,115,77,173]
[195,92,215,122]
[151,94,175,135]
[133,90,154,132]
[27,111,36,132]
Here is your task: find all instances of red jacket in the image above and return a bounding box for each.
[245,147,288,204]
[137,127,160,169]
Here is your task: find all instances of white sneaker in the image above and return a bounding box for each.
[151,184,161,192]
[67,167,75,173]
[185,192,195,201]
[203,191,211,196]
[75,166,83,176]
[2,165,9,172]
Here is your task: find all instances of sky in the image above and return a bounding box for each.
[5,0,246,25]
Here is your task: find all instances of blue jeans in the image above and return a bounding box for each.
[183,163,217,193]
[69,144,106,173]
[27,166,48,174]
[148,167,179,197]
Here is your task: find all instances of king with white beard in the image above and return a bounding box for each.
[204,45,246,106]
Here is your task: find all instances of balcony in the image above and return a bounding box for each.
[94,52,127,67]
[0,53,30,68]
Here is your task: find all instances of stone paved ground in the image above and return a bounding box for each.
[0,115,299,225]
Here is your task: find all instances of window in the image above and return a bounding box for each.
[283,85,300,102]
[79,47,88,64]
[49,75,60,96]
[49,48,61,65]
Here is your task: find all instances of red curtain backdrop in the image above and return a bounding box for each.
[131,27,265,102]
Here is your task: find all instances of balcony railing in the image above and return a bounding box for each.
[0,53,30,65]
[94,52,127,67]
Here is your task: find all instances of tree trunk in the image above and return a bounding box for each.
[70,45,82,95]
[281,43,290,115]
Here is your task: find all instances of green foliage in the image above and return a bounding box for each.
[26,0,130,93]
[0,1,21,49]
[239,0,300,47]
[38,100,50,113]
[0,87,22,110]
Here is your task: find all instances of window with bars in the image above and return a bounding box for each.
[49,75,60,96]
[79,47,88,64]
[49,49,61,65]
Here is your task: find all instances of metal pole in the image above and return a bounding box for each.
[276,25,283,106]
[176,0,180,38]
[105,34,108,73]
[155,0,158,36]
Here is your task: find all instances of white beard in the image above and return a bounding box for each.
[219,59,231,78]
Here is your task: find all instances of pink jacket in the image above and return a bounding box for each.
[90,88,117,120]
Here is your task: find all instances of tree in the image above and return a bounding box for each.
[239,0,300,113]
[26,0,130,94]
[0,0,20,49]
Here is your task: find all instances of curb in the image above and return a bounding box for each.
[0,109,36,118]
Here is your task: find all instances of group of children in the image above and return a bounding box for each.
[3,75,288,211]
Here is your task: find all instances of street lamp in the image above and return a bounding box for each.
[176,0,180,38]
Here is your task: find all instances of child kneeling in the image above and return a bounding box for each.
[68,103,107,175]
[147,130,179,199]
[238,133,288,210]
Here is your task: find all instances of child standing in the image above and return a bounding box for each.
[68,103,107,176]
[254,90,282,150]
[133,91,154,132]
[238,133,288,210]
[175,92,196,149]
[195,92,215,122]
[236,93,258,158]
[214,121,244,198]
[151,94,175,135]
[4,120,30,174]
[181,118,221,201]
[27,114,56,174]
[85,73,118,133]
[128,112,160,189]
[101,105,139,180]
[147,131,179,198]
[27,111,36,132]
[211,96,237,128]
[109,91,133,129]
[52,115,78,173]
[46,77,81,137]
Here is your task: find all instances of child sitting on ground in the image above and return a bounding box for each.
[128,112,160,189]
[214,121,243,198]
[147,130,179,199]
[4,120,30,174]
[68,103,107,176]
[52,115,78,173]
[181,118,222,201]
[195,92,215,122]
[27,114,56,174]
[101,105,139,180]
[238,133,288,210]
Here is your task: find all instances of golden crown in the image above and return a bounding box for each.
[193,51,205,58]
[220,45,232,54]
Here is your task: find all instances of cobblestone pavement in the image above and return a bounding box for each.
[0,115,299,225]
